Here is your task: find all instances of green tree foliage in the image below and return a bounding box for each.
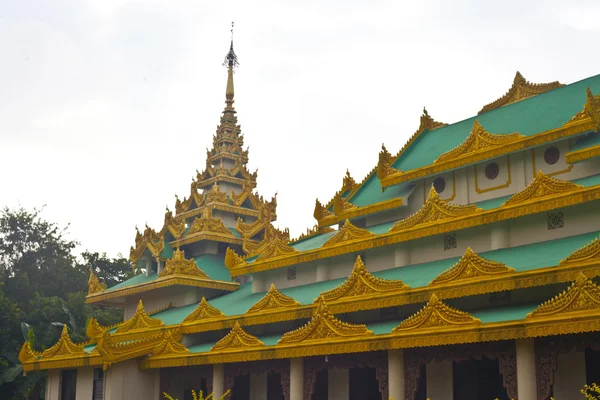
[0,207,136,399]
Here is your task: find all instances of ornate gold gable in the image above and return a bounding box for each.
[566,87,600,128]
[224,247,246,270]
[502,171,582,207]
[42,325,85,358]
[321,256,408,302]
[393,294,481,332]
[435,120,524,163]
[161,208,186,240]
[332,192,357,215]
[96,330,165,370]
[182,297,225,324]
[88,269,105,295]
[246,284,300,313]
[116,300,164,333]
[377,144,402,180]
[429,247,515,285]
[322,220,375,248]
[390,187,481,232]
[527,273,600,318]
[187,215,234,237]
[560,237,600,265]
[314,199,334,220]
[291,225,335,243]
[158,248,209,279]
[210,322,264,351]
[86,318,119,340]
[151,330,189,357]
[242,224,291,258]
[277,297,373,344]
[478,72,564,115]
[129,226,165,265]
[255,237,298,261]
[18,342,42,364]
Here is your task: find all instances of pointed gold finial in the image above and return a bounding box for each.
[224,22,238,104]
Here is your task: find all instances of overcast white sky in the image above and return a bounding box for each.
[1,0,599,258]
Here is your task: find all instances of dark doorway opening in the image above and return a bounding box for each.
[183,377,208,400]
[586,348,600,385]
[312,369,328,400]
[453,358,509,400]
[349,367,382,400]
[267,372,284,400]
[232,374,250,400]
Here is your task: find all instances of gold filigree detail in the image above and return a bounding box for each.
[242,224,291,258]
[332,192,357,215]
[18,342,42,364]
[129,225,165,265]
[322,220,375,248]
[187,215,233,237]
[429,247,515,285]
[377,144,401,180]
[478,72,564,115]
[392,294,481,332]
[291,225,335,243]
[151,330,189,357]
[566,87,600,128]
[527,273,600,318]
[502,171,582,206]
[314,199,334,220]
[247,284,300,313]
[341,170,359,194]
[161,208,186,239]
[224,247,246,270]
[560,237,600,265]
[278,297,373,344]
[436,121,524,163]
[86,318,119,340]
[321,256,408,301]
[158,248,209,279]
[210,322,264,351]
[182,297,225,324]
[390,187,481,232]
[87,268,105,295]
[206,183,228,204]
[116,300,164,333]
[96,330,165,369]
[42,325,85,358]
[255,237,298,261]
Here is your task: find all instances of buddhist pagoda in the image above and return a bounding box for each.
[20,36,600,400]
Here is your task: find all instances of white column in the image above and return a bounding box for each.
[328,368,349,400]
[290,358,304,400]
[250,372,268,400]
[75,367,94,400]
[157,259,163,274]
[213,364,224,399]
[553,349,586,400]
[388,349,405,400]
[252,274,266,293]
[516,339,537,400]
[145,258,151,276]
[316,263,330,282]
[46,370,61,400]
[394,246,410,267]
[490,221,510,250]
[426,360,453,400]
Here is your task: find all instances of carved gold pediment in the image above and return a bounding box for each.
[151,330,189,357]
[86,318,119,340]
[187,215,233,237]
[247,284,300,313]
[321,256,408,302]
[96,330,165,369]
[277,297,373,344]
[206,183,228,204]
[502,171,582,207]
[41,325,85,358]
[560,237,600,265]
[161,208,186,240]
[18,342,42,364]
[182,297,225,324]
[88,268,105,295]
[332,192,357,215]
[291,225,335,242]
[393,294,481,332]
[116,300,164,333]
[435,120,524,163]
[210,322,264,351]
[527,273,600,318]
[129,226,165,264]
[341,170,359,194]
[314,199,334,220]
[322,220,375,248]
[566,87,600,128]
[158,248,209,279]
[429,247,515,285]
[390,187,481,232]
[478,72,564,115]
[377,144,402,180]
[255,237,298,261]
[224,247,246,270]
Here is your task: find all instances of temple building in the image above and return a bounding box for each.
[19,37,600,400]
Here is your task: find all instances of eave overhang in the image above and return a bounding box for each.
[175,203,261,221]
[566,144,600,164]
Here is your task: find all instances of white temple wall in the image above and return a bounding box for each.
[123,287,199,319]
[104,360,159,400]
[467,153,524,203]
[46,369,61,400]
[216,182,243,196]
[364,246,395,273]
[75,368,94,400]
[328,368,350,400]
[213,210,238,228]
[426,360,453,400]
[553,349,587,400]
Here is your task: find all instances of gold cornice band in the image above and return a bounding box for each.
[317,198,404,228]
[566,144,600,164]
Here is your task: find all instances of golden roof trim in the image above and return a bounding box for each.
[129,226,165,265]
[96,330,165,369]
[88,268,105,295]
[158,248,209,279]
[321,256,408,302]
[116,300,164,333]
[377,144,402,180]
[182,297,225,324]
[187,215,234,237]
[565,143,600,164]
[151,330,189,358]
[318,197,405,228]
[478,72,564,115]
[42,325,85,358]
[241,224,290,258]
[390,187,481,232]
[565,87,600,128]
[502,171,582,207]
[210,322,264,351]
[560,237,600,265]
[527,273,600,318]
[435,120,524,163]
[290,225,335,243]
[322,220,375,248]
[255,237,298,261]
[86,318,120,340]
[278,297,373,344]
[246,284,300,314]
[393,294,481,332]
[429,247,515,285]
[314,198,334,221]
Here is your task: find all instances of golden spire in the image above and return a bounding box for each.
[224,22,238,108]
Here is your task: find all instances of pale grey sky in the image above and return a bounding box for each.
[1,0,599,257]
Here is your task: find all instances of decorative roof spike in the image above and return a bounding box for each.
[246,284,300,313]
[392,294,481,332]
[429,247,515,285]
[321,256,408,302]
[88,268,105,295]
[502,170,582,207]
[377,144,400,180]
[277,296,373,344]
[42,325,85,358]
[566,87,600,128]
[560,237,600,265]
[322,220,375,248]
[225,247,246,270]
[151,329,189,357]
[210,321,264,352]
[478,71,564,115]
[18,341,42,364]
[527,272,600,318]
[158,248,209,279]
[314,198,333,221]
[116,300,164,333]
[182,297,225,324]
[223,22,239,104]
